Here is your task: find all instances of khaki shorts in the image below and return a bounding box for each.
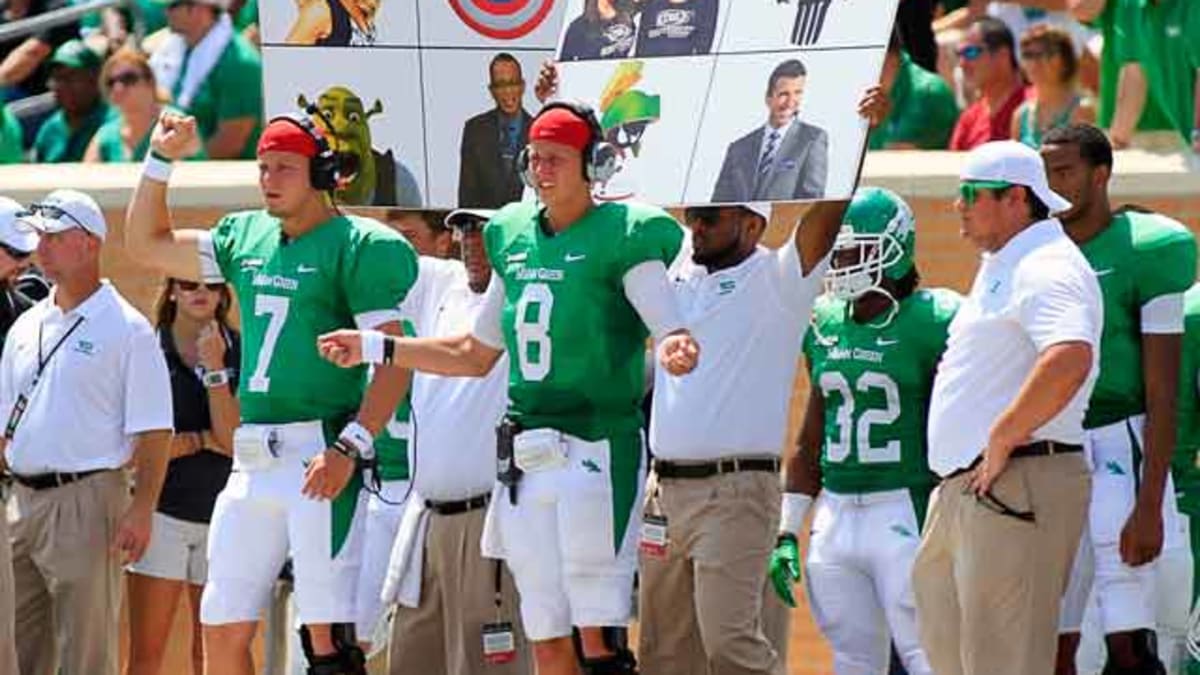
[127,511,211,585]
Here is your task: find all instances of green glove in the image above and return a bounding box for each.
[768,533,801,607]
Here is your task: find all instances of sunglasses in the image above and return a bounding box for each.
[175,280,224,292]
[0,242,30,260]
[106,71,144,89]
[167,0,195,9]
[20,203,89,230]
[958,180,1014,206]
[957,44,985,61]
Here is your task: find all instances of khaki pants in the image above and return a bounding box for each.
[1,488,18,675]
[10,470,128,675]
[389,506,529,675]
[912,453,1090,675]
[638,469,785,675]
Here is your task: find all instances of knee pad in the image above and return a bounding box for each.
[573,627,639,675]
[1101,629,1166,675]
[300,623,367,675]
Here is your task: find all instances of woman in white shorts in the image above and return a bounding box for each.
[125,278,240,675]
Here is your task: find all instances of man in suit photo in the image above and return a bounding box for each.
[711,58,829,202]
[458,53,534,209]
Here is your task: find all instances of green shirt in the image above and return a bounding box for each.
[32,103,114,163]
[0,104,22,164]
[1174,284,1200,487]
[484,201,683,441]
[1092,0,1174,131]
[1111,0,1199,142]
[175,33,263,159]
[869,51,959,150]
[209,210,418,424]
[1081,210,1197,428]
[373,319,413,481]
[804,288,960,494]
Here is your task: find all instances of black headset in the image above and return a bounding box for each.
[517,99,619,187]
[265,111,341,192]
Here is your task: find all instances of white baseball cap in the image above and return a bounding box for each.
[16,189,107,241]
[0,197,39,255]
[960,141,1072,214]
[740,202,772,222]
[444,208,497,230]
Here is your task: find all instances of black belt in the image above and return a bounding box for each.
[10,468,110,491]
[653,457,780,480]
[947,441,1083,479]
[425,493,491,516]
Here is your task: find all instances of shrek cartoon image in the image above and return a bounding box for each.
[595,61,660,201]
[298,86,423,206]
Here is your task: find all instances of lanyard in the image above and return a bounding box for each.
[4,317,85,440]
[37,317,85,378]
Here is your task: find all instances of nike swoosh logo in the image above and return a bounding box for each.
[876,337,898,346]
[1095,268,1115,277]
[297,265,318,274]
[565,253,587,262]
[506,253,527,263]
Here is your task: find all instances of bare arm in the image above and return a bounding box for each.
[988,342,1093,449]
[784,378,825,497]
[205,118,257,160]
[203,385,239,456]
[129,429,172,514]
[355,321,413,436]
[389,333,503,378]
[0,38,51,87]
[795,199,849,276]
[1110,63,1147,149]
[1137,333,1181,512]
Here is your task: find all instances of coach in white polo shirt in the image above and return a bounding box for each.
[1,189,173,675]
[382,208,530,675]
[640,199,846,675]
[912,142,1101,675]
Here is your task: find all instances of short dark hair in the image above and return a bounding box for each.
[1028,191,1050,221]
[489,53,521,81]
[387,209,452,234]
[972,16,1017,70]
[766,59,807,97]
[1042,124,1114,170]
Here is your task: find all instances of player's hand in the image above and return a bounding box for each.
[659,330,699,376]
[535,60,559,103]
[968,426,1026,495]
[302,447,357,500]
[857,85,891,128]
[113,503,154,564]
[1120,499,1164,567]
[317,330,365,368]
[768,533,801,607]
[197,321,227,371]
[151,111,201,161]
[170,431,202,459]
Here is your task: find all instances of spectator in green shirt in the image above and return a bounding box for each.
[32,40,114,163]
[868,30,961,150]
[154,0,262,159]
[84,46,204,162]
[0,105,23,163]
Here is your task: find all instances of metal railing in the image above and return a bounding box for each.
[0,0,143,43]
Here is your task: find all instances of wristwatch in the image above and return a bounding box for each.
[201,368,230,388]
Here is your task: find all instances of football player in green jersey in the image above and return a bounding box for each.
[124,111,418,675]
[318,101,698,675]
[1178,285,1200,675]
[770,187,959,675]
[1042,124,1198,675]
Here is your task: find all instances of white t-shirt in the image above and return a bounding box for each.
[402,257,508,502]
[651,238,828,460]
[927,219,1102,476]
[1,283,173,474]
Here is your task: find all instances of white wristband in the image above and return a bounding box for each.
[361,329,386,364]
[142,153,174,183]
[780,492,813,535]
[340,420,375,460]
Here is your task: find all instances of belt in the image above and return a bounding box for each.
[947,441,1083,479]
[10,468,110,491]
[425,493,491,516]
[654,457,780,480]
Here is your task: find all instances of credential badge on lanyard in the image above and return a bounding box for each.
[4,317,85,439]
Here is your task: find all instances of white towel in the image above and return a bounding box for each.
[382,494,430,609]
[150,13,235,110]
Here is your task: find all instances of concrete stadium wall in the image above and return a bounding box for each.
[5,148,1199,673]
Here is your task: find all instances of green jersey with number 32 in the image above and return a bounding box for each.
[208,210,418,425]
[484,200,682,441]
[804,288,961,494]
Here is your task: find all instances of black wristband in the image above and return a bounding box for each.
[149,149,173,163]
[332,438,358,460]
[382,336,395,366]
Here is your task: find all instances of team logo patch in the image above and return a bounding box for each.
[448,0,554,40]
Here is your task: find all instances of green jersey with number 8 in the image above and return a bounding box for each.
[206,210,418,425]
[804,288,960,494]
[484,200,682,441]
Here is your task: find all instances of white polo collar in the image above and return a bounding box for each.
[984,218,1063,268]
[44,281,114,321]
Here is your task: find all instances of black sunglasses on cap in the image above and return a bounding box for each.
[19,202,89,231]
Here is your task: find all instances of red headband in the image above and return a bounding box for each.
[529,107,592,153]
[257,118,321,158]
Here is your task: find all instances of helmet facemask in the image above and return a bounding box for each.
[824,227,907,302]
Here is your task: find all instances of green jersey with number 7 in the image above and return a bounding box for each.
[203,210,418,424]
[484,200,682,442]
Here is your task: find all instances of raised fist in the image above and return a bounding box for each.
[151,111,201,161]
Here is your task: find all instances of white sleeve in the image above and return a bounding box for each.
[195,230,225,283]
[471,274,506,350]
[623,260,686,341]
[774,235,831,315]
[1018,259,1101,352]
[1141,293,1185,334]
[124,323,174,434]
[398,256,439,334]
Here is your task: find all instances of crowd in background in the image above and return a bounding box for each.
[0,0,1196,167]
